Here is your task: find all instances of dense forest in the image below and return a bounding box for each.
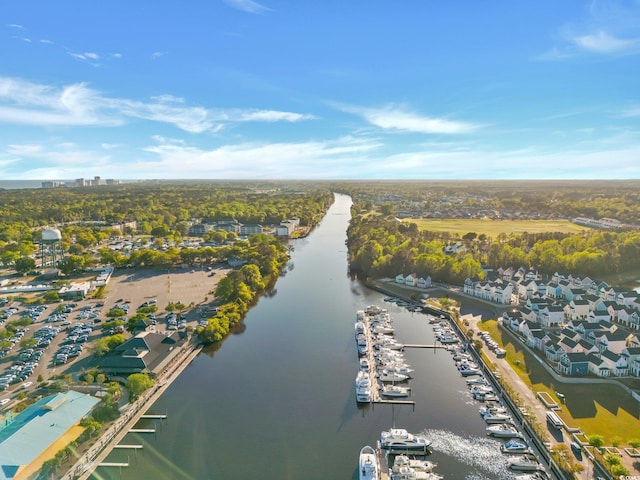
[334,180,640,224]
[345,181,640,283]
[347,212,640,282]
[0,182,333,271]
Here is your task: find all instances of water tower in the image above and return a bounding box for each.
[40,228,64,270]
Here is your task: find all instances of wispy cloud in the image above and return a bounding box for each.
[538,0,640,60]
[0,76,316,133]
[40,39,53,44]
[141,135,380,178]
[223,0,270,14]
[338,104,480,135]
[235,110,316,122]
[151,51,167,59]
[6,23,24,30]
[572,29,640,53]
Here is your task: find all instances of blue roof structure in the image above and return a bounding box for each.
[0,391,100,480]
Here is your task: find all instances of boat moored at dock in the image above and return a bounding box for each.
[358,445,380,480]
[380,428,431,454]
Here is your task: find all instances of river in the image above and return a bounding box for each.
[93,193,531,480]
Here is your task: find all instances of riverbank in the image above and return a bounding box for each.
[61,339,203,480]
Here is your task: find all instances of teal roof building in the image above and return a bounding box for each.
[0,391,100,480]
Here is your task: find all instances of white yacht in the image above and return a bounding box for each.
[508,455,542,472]
[360,358,370,370]
[393,455,436,472]
[356,385,372,403]
[359,445,380,480]
[486,423,522,438]
[479,405,507,416]
[380,428,431,453]
[356,370,371,388]
[483,411,512,424]
[380,384,411,398]
[377,370,410,383]
[389,465,443,480]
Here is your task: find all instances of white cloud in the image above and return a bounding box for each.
[6,144,43,156]
[235,110,317,122]
[141,136,381,178]
[6,24,24,29]
[223,0,270,14]
[151,51,167,59]
[111,53,122,59]
[339,104,479,135]
[539,1,640,59]
[572,30,640,53]
[40,39,53,44]
[0,76,316,132]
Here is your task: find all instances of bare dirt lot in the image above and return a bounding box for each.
[104,265,229,313]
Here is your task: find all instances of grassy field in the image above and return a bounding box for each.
[409,219,589,238]
[480,320,640,445]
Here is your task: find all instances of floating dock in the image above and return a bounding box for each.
[128,428,155,433]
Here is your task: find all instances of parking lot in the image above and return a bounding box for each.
[0,265,229,410]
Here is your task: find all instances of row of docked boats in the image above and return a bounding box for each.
[359,428,441,480]
[355,305,413,402]
[429,315,549,478]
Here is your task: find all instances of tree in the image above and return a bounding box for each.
[15,256,36,274]
[125,373,154,401]
[92,334,126,357]
[588,434,604,449]
[19,337,38,349]
[43,290,60,303]
[58,255,85,275]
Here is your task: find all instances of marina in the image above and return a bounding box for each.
[91,194,556,480]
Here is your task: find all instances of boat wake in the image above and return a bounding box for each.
[421,429,523,480]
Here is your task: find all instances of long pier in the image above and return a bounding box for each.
[98,462,129,468]
[140,414,167,419]
[113,445,143,450]
[129,428,155,433]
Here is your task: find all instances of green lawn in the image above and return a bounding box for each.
[480,320,640,445]
[410,219,588,238]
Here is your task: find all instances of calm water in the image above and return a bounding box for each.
[93,194,528,480]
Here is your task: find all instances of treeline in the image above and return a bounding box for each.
[347,214,485,284]
[347,211,640,282]
[197,235,289,343]
[334,180,640,224]
[0,183,332,272]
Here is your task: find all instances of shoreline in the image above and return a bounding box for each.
[61,339,203,480]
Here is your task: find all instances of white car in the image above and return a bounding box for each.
[22,381,33,389]
[0,398,10,406]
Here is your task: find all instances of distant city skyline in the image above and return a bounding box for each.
[1,0,639,180]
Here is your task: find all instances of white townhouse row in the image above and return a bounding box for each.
[462,278,514,304]
[502,308,640,378]
[395,273,432,289]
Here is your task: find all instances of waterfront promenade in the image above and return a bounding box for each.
[62,339,203,480]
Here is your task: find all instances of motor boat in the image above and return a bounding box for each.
[479,405,507,416]
[356,385,372,403]
[380,385,411,398]
[356,370,371,388]
[501,439,532,454]
[459,365,482,377]
[486,423,522,438]
[508,455,542,472]
[393,455,436,472]
[483,411,512,424]
[355,321,366,334]
[378,371,410,383]
[389,465,443,480]
[380,428,431,453]
[360,358,370,370]
[359,445,380,480]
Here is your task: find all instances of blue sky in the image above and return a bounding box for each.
[1,0,639,180]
